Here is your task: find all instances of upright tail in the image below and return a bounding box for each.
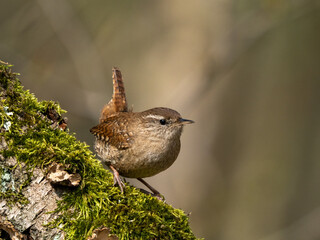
[99,67,128,123]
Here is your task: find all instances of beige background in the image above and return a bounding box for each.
[1,1,320,239]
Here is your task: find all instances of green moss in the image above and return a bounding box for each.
[0,60,198,239]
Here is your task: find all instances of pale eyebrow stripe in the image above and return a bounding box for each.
[142,114,164,120]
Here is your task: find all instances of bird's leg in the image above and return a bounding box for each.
[110,165,125,193]
[137,178,164,200]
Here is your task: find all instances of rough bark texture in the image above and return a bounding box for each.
[0,155,64,239]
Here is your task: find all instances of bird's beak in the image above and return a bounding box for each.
[179,118,195,124]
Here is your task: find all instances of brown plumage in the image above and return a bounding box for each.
[91,113,133,150]
[90,68,194,197]
[99,67,128,123]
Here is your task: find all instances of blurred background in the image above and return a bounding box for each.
[1,1,320,239]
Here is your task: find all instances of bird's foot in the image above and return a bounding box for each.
[138,188,165,201]
[137,178,165,201]
[110,165,125,193]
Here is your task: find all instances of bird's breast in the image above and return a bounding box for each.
[95,134,181,178]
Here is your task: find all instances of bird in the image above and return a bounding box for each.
[90,67,194,197]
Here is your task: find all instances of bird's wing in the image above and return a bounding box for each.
[90,115,132,150]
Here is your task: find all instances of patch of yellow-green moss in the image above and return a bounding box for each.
[0,61,197,240]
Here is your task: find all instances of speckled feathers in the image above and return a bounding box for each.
[90,113,134,149]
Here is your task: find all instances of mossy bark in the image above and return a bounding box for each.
[0,61,198,240]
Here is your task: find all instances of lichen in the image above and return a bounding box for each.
[0,166,29,206]
[0,60,198,239]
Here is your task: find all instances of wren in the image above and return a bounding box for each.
[90,68,194,196]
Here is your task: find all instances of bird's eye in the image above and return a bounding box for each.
[159,119,167,125]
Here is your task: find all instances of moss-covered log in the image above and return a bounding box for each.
[0,60,197,240]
